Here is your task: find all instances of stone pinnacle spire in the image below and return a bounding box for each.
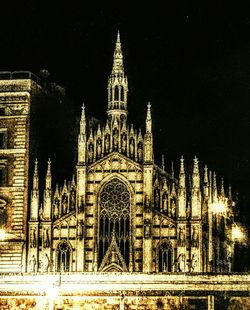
[179,156,185,189]
[107,31,128,119]
[45,158,51,190]
[146,102,152,133]
[112,30,124,75]
[33,158,39,190]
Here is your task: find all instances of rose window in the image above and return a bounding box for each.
[100,178,130,219]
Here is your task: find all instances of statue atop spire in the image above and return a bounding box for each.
[107,31,128,121]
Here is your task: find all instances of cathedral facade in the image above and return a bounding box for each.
[0,33,235,276]
[26,32,235,275]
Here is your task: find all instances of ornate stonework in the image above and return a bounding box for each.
[0,33,248,309]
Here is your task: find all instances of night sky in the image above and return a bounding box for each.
[1,2,250,269]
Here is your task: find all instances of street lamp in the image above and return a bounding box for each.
[211,201,227,215]
[232,224,246,243]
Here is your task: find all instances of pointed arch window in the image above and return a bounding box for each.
[57,240,71,272]
[120,87,124,101]
[114,86,119,101]
[158,241,172,272]
[99,178,130,267]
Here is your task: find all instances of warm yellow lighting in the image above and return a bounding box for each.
[0,229,6,240]
[232,225,245,242]
[211,201,227,214]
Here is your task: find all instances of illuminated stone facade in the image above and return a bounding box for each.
[0,73,43,272]
[0,33,249,310]
[25,32,236,275]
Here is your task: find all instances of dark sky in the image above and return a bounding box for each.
[1,2,250,267]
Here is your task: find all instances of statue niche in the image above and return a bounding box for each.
[178,226,186,247]
[97,137,102,159]
[137,141,143,162]
[88,142,94,163]
[121,134,127,154]
[129,138,134,158]
[105,134,110,154]
[113,129,119,150]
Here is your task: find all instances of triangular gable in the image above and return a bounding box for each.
[88,151,142,172]
[99,233,128,272]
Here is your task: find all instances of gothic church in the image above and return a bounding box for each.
[0,32,235,275]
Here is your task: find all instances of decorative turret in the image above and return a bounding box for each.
[191,156,201,219]
[30,159,39,220]
[203,165,209,198]
[78,103,87,164]
[179,156,185,189]
[220,178,225,197]
[213,172,218,203]
[43,159,52,220]
[45,158,51,190]
[161,154,165,172]
[192,156,200,189]
[144,102,153,163]
[178,156,186,218]
[107,31,128,123]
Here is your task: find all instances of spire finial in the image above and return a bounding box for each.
[47,158,51,175]
[161,154,165,171]
[112,31,123,75]
[193,156,199,174]
[146,102,152,133]
[204,165,208,184]
[33,158,39,190]
[213,172,218,202]
[34,158,38,176]
[179,156,185,189]
[180,156,185,174]
[221,178,225,197]
[171,161,175,180]
[228,184,232,200]
[117,30,120,44]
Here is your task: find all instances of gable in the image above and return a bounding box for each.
[88,152,142,173]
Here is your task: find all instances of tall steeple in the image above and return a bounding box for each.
[43,158,52,220]
[30,159,39,220]
[143,102,153,162]
[107,31,128,122]
[78,103,87,164]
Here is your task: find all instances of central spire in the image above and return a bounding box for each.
[112,31,124,75]
[107,31,128,121]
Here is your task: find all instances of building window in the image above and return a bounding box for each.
[99,178,130,267]
[120,87,124,101]
[158,241,172,272]
[0,161,8,187]
[0,129,7,149]
[57,240,71,272]
[0,108,5,116]
[0,198,7,227]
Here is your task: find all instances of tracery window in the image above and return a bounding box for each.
[99,178,130,267]
[57,240,71,272]
[158,241,172,272]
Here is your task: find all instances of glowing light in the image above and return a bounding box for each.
[232,225,245,242]
[211,202,227,214]
[0,229,6,240]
